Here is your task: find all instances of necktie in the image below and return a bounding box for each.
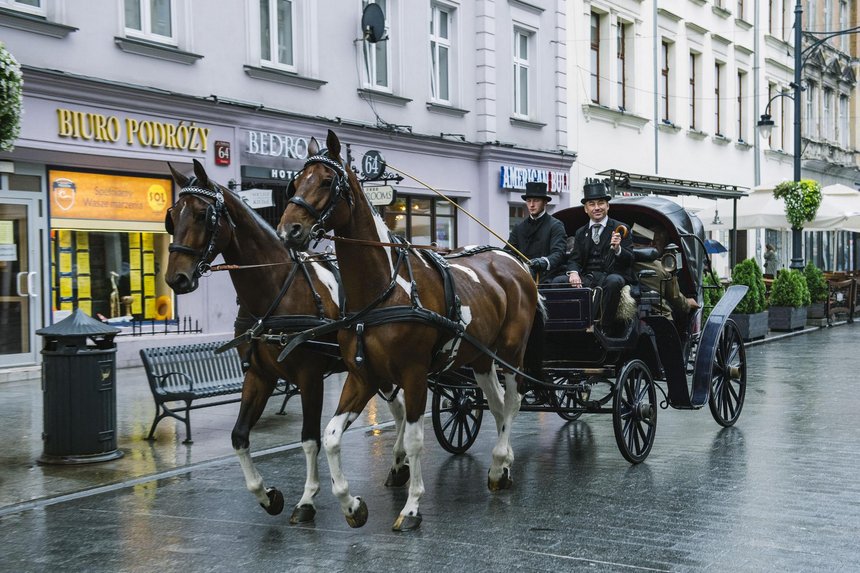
[591,225,601,244]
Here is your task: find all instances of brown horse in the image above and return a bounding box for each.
[277,130,538,531]
[164,159,411,524]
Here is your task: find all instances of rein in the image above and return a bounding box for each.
[318,232,450,252]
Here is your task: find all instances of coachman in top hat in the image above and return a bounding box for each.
[557,178,634,337]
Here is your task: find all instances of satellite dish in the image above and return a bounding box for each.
[362,3,387,43]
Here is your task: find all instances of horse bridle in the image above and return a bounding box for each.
[287,154,353,240]
[165,183,233,277]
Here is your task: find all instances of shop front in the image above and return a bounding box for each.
[1,84,237,367]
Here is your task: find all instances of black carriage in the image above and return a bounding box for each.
[430,195,749,463]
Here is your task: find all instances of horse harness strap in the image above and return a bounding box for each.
[167,184,236,277]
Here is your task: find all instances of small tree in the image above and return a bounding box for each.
[773,179,822,229]
[0,42,23,152]
[769,269,811,308]
[731,258,767,314]
[803,262,828,304]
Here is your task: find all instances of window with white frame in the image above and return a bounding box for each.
[617,19,629,111]
[124,0,175,44]
[737,0,744,19]
[660,41,671,122]
[513,28,531,117]
[260,0,295,71]
[714,63,724,136]
[362,0,390,90]
[430,3,453,103]
[1,0,45,16]
[839,0,848,50]
[767,83,775,147]
[590,13,601,104]
[805,81,817,139]
[689,53,698,129]
[780,87,789,149]
[737,70,747,142]
[823,88,833,140]
[807,0,817,31]
[838,95,848,147]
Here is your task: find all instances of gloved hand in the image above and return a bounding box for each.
[528,258,548,272]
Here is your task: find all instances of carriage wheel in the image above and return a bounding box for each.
[612,359,657,464]
[709,319,746,427]
[432,383,484,454]
[552,375,584,422]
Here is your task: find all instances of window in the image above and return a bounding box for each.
[807,0,817,31]
[689,53,697,129]
[660,41,670,122]
[616,20,627,110]
[382,196,457,249]
[260,0,294,70]
[839,95,848,147]
[714,63,724,136]
[780,87,789,149]
[824,0,832,33]
[737,0,744,19]
[823,88,833,140]
[590,13,600,104]
[768,0,774,34]
[513,28,531,117]
[430,4,453,103]
[839,1,848,50]
[767,83,775,147]
[124,0,175,44]
[805,82,817,139]
[737,71,746,141]
[362,0,390,90]
[1,0,44,15]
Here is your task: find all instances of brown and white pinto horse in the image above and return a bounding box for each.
[164,159,410,524]
[277,130,538,531]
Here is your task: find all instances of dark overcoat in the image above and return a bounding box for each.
[507,213,567,281]
[564,216,635,284]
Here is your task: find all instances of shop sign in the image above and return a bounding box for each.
[237,188,274,209]
[49,170,171,223]
[214,141,231,166]
[364,185,395,206]
[245,130,310,160]
[499,165,570,194]
[56,108,210,152]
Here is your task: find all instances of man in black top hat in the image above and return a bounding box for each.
[558,178,634,336]
[506,181,567,282]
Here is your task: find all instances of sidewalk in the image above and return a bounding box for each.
[0,318,851,514]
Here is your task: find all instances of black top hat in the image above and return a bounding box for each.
[521,181,551,202]
[581,178,611,204]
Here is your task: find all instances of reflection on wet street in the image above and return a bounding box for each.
[1,326,859,572]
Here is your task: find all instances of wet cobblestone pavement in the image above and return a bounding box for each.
[1,324,859,572]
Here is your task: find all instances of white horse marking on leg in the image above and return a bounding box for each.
[236,447,269,506]
[297,439,320,508]
[399,418,425,518]
[323,412,363,518]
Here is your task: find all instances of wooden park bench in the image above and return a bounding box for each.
[140,341,299,444]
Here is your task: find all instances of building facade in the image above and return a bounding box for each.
[0,0,574,369]
[568,0,859,276]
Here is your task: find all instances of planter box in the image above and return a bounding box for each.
[769,306,807,331]
[730,311,769,341]
[807,302,826,319]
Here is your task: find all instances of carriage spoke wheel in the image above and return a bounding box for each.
[612,359,657,464]
[709,319,747,427]
[552,375,584,422]
[432,383,484,454]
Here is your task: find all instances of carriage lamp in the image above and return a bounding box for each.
[756,113,775,141]
[661,243,683,274]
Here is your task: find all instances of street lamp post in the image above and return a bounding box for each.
[757,1,860,270]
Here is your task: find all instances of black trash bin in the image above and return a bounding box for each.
[36,309,123,465]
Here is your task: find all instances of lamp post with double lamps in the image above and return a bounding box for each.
[756,0,860,270]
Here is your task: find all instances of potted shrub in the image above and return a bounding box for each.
[804,262,828,320]
[768,269,810,331]
[729,258,769,341]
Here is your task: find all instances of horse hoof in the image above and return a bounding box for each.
[260,487,284,516]
[384,465,410,487]
[392,512,422,532]
[289,503,316,524]
[487,468,513,492]
[345,498,369,528]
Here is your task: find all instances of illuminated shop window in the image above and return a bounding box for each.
[381,196,457,249]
